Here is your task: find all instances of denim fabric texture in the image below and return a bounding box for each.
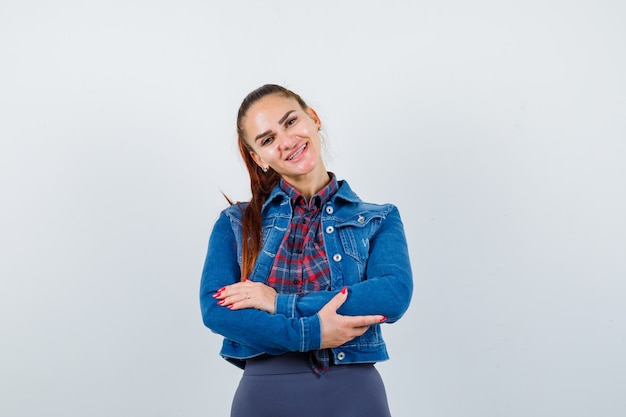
[200,179,413,369]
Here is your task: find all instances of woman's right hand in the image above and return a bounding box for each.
[318,287,386,349]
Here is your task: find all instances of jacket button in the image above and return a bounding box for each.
[357,215,365,223]
[337,352,345,360]
[325,226,334,234]
[325,206,334,214]
[332,254,342,262]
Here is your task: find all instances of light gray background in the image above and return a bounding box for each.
[1,1,625,416]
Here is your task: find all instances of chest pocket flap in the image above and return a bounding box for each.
[335,212,384,261]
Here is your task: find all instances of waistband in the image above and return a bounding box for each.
[244,352,372,376]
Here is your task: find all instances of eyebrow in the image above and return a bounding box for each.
[254,110,296,142]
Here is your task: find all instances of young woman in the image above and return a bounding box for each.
[200,84,413,417]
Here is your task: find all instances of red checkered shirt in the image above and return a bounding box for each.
[268,173,338,375]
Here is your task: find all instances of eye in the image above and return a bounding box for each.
[285,117,297,127]
[261,136,274,146]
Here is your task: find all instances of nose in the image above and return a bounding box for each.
[276,131,297,150]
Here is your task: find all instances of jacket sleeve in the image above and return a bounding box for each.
[274,206,413,322]
[199,211,322,353]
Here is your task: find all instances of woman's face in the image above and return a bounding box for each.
[243,94,326,186]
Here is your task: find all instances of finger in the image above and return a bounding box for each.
[219,290,254,308]
[322,287,348,313]
[216,296,232,306]
[344,315,385,328]
[219,297,242,309]
[212,287,227,299]
[213,282,247,299]
[226,295,256,310]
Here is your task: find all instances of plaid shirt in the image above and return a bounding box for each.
[268,173,338,375]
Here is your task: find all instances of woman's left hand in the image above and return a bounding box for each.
[213,281,278,314]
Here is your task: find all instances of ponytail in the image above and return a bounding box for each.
[237,138,281,279]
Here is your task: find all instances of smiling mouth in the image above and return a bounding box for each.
[286,143,307,161]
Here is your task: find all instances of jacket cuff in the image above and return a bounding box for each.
[275,293,297,317]
[300,314,322,351]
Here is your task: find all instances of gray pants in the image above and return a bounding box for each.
[230,353,392,417]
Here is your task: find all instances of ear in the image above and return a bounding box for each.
[249,151,267,170]
[305,107,321,130]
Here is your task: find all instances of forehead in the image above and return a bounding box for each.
[247,94,301,119]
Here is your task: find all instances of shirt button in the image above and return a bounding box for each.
[337,352,345,360]
[332,254,342,262]
[325,206,334,214]
[357,215,365,223]
[325,226,334,234]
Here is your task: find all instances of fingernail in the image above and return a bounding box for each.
[217,300,225,305]
[340,286,347,295]
[212,291,222,298]
[218,287,226,292]
[379,316,387,322]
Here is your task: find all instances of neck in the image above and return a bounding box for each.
[283,167,330,200]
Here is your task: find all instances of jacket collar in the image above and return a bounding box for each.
[262,175,361,212]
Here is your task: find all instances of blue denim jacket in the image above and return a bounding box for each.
[200,179,413,368]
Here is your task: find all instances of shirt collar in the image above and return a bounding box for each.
[279,172,338,210]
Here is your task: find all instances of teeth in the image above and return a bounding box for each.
[287,143,306,161]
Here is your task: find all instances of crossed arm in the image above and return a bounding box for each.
[200,208,412,353]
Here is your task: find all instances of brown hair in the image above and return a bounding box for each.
[235,84,310,279]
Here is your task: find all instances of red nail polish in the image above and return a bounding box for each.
[379,316,387,322]
[340,286,347,295]
[218,287,226,292]
[212,291,221,298]
[217,300,225,305]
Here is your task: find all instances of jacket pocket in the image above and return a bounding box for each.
[336,212,384,262]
